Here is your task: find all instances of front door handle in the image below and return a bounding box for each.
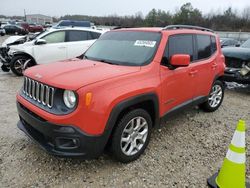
[189,70,198,76]
[58,46,66,49]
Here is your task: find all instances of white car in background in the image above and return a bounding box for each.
[7,28,104,76]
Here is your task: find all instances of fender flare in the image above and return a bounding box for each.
[213,74,226,88]
[101,93,160,146]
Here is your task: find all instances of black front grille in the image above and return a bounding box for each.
[23,77,55,108]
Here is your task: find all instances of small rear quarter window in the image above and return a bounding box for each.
[211,36,217,54]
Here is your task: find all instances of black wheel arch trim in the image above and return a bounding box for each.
[213,74,226,88]
[102,92,160,147]
[105,93,160,131]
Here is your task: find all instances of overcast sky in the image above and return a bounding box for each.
[1,0,250,17]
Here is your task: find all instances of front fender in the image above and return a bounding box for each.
[105,92,160,132]
[11,51,36,65]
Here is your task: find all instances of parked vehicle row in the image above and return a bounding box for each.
[15,25,226,162]
[0,19,101,37]
[2,24,29,35]
[17,22,44,33]
[0,27,104,75]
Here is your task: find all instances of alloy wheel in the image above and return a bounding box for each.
[208,84,223,108]
[120,116,148,156]
[13,59,31,75]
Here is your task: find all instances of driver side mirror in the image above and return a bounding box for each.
[35,39,47,45]
[170,54,190,67]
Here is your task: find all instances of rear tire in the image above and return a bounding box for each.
[199,80,224,112]
[111,109,152,163]
[10,55,34,76]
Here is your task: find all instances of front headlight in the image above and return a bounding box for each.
[63,90,76,109]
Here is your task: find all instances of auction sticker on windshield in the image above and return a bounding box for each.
[134,40,156,48]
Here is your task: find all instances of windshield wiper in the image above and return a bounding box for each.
[80,54,89,60]
[98,59,120,65]
[82,56,120,65]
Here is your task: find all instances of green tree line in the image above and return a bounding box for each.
[59,3,250,31]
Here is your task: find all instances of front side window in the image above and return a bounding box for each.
[84,31,161,66]
[165,34,194,61]
[42,31,65,44]
[67,31,88,42]
[197,35,212,60]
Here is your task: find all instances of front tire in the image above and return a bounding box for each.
[10,55,34,76]
[111,109,152,163]
[200,80,224,112]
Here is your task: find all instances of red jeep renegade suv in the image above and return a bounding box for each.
[16,25,225,163]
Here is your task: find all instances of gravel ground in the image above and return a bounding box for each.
[0,35,250,188]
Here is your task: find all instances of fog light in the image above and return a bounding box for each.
[55,137,79,149]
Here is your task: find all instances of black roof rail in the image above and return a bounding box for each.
[163,25,214,33]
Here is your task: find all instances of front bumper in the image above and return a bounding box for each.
[17,102,109,159]
[222,68,250,84]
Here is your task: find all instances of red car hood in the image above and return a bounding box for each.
[24,59,141,90]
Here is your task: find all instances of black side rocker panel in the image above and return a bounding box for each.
[160,96,207,123]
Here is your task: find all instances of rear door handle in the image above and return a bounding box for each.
[212,63,218,69]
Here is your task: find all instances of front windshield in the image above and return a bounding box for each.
[84,31,161,66]
[241,39,250,48]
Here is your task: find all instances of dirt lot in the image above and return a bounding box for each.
[0,35,250,188]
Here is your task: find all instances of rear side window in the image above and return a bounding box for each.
[166,34,194,61]
[197,35,211,60]
[88,32,101,40]
[68,30,88,42]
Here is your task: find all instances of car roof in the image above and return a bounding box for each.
[48,27,104,33]
[117,27,163,32]
[114,27,216,36]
